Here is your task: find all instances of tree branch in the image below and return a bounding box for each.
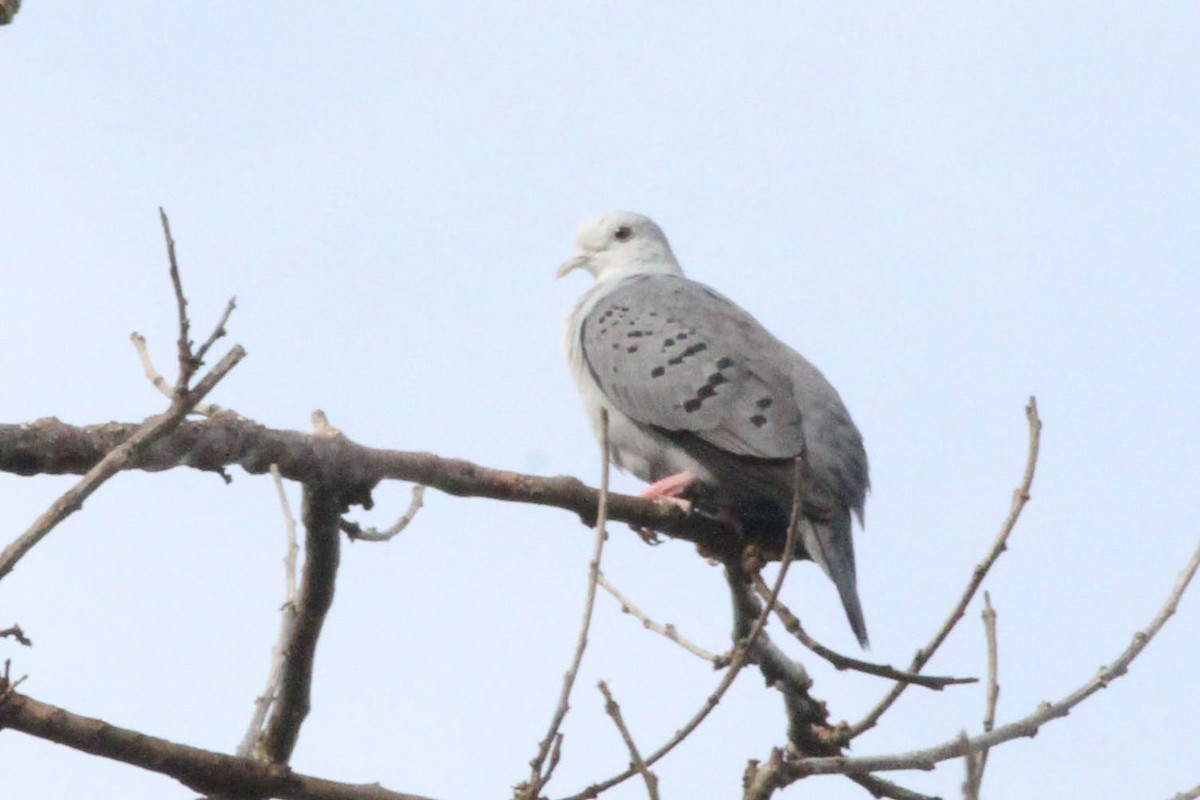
[0,350,245,583]
[852,397,1042,738]
[598,572,722,665]
[597,680,659,800]
[521,411,613,798]
[766,533,1200,779]
[238,465,303,758]
[0,416,732,553]
[0,685,435,800]
[752,576,975,691]
[259,480,345,763]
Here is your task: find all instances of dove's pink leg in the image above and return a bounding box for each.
[639,471,699,509]
[630,471,699,545]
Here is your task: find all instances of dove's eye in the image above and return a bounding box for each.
[614,226,633,241]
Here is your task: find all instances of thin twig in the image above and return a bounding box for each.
[344,485,427,542]
[975,592,1000,786]
[158,207,193,387]
[564,460,805,800]
[0,660,28,703]
[753,577,975,690]
[847,773,939,800]
[852,397,1042,738]
[959,731,981,800]
[131,332,229,417]
[0,212,246,582]
[598,572,723,664]
[598,681,659,800]
[523,410,612,797]
[131,332,173,400]
[0,347,244,582]
[778,534,1200,777]
[0,625,32,647]
[191,297,238,370]
[237,465,301,758]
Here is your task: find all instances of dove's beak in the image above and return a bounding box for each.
[556,254,589,278]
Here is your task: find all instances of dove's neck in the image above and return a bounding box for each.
[596,252,684,282]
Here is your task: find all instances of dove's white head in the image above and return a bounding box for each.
[557,211,684,282]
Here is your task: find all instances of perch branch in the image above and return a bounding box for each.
[0,416,733,562]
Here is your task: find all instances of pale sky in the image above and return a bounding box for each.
[2,4,1198,799]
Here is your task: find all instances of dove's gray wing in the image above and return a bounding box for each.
[576,274,867,509]
[573,273,870,645]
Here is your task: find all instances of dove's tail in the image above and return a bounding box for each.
[735,495,869,647]
[801,512,869,648]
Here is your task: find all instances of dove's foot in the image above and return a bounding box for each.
[631,471,700,544]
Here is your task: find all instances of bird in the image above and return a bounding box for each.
[558,211,871,646]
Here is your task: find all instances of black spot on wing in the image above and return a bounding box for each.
[668,342,708,366]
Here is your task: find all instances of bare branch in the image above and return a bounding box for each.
[598,681,659,800]
[131,332,174,401]
[0,347,244,583]
[0,417,733,553]
[598,572,723,665]
[568,461,807,800]
[753,576,975,691]
[0,625,32,647]
[0,685,436,800]
[852,397,1042,738]
[344,485,427,542]
[521,410,613,797]
[238,465,302,758]
[158,208,194,388]
[772,534,1200,778]
[131,331,232,417]
[974,592,1000,787]
[192,297,238,371]
[847,773,939,800]
[259,481,344,764]
[959,731,981,800]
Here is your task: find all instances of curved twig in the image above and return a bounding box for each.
[852,397,1042,738]
[752,576,975,690]
[598,572,723,664]
[563,460,805,800]
[776,534,1200,778]
[522,410,613,797]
